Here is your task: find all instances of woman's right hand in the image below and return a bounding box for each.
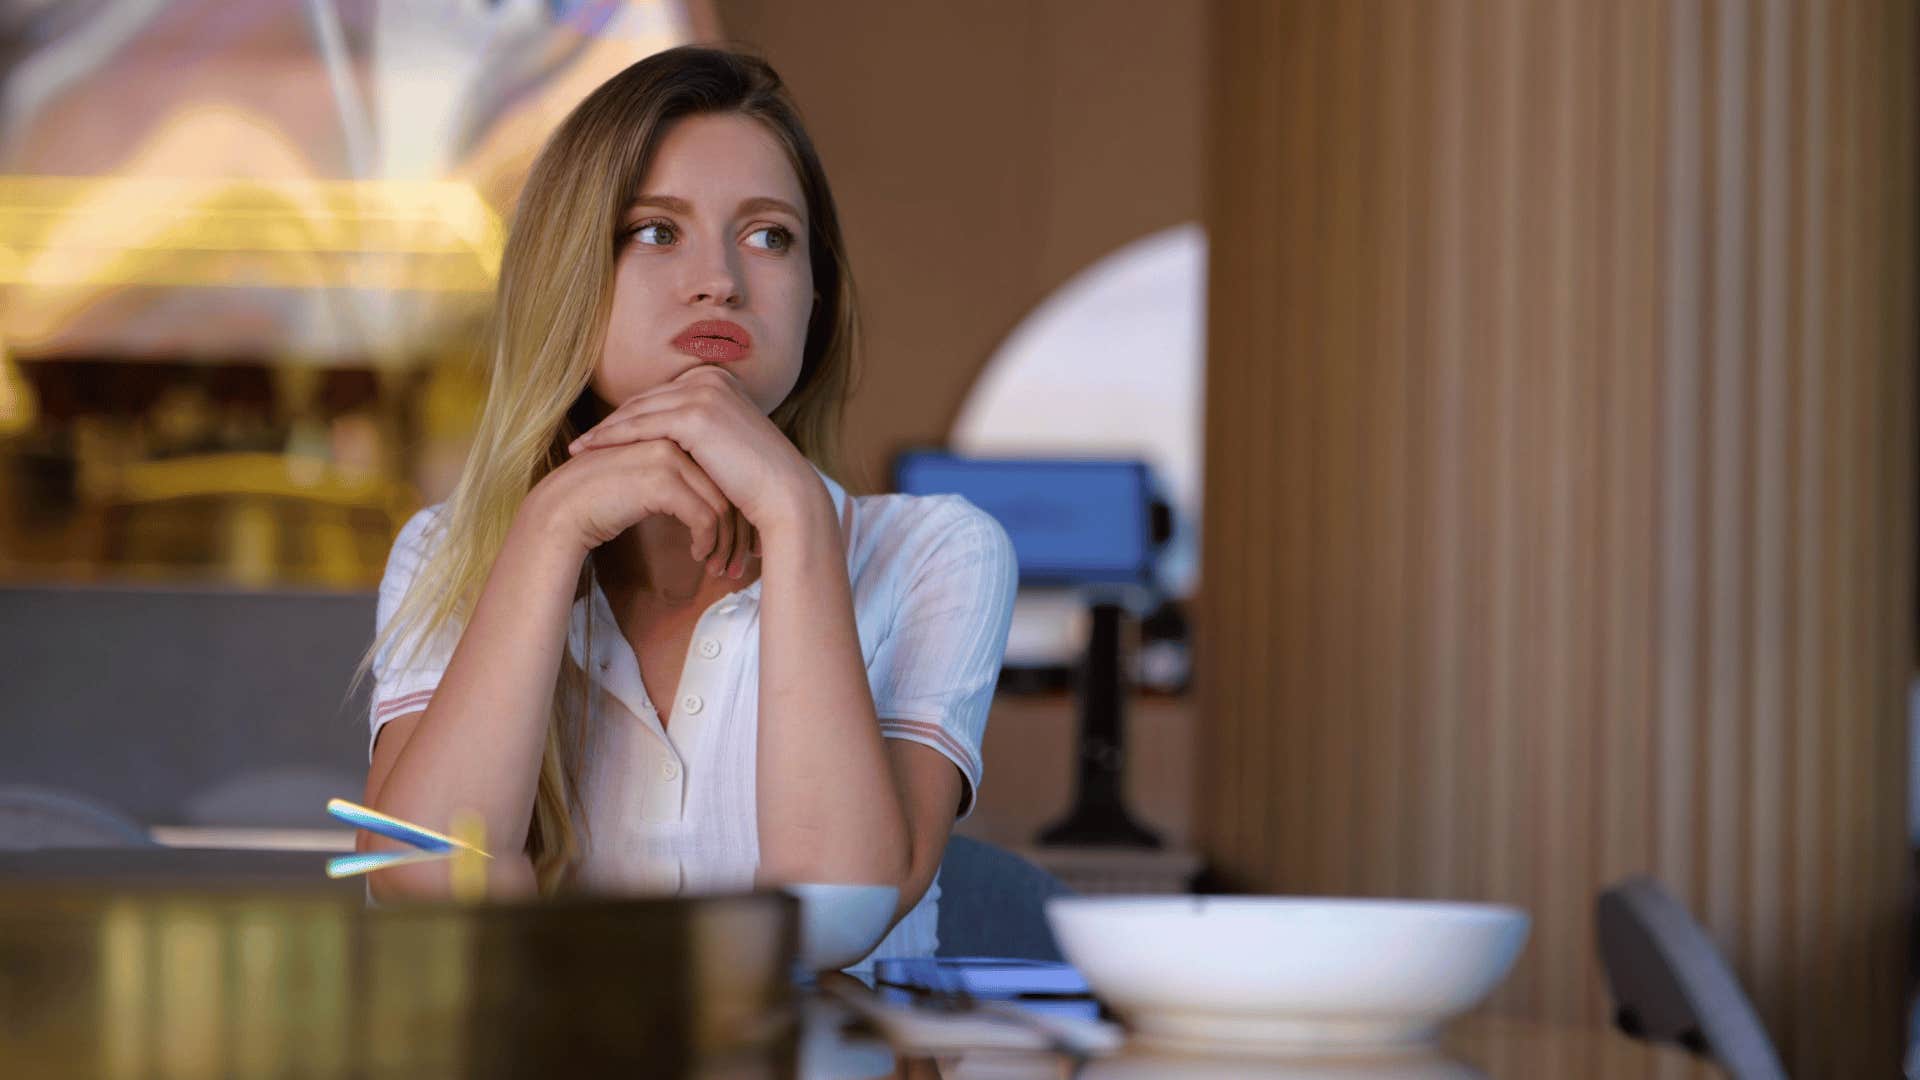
[525,436,745,571]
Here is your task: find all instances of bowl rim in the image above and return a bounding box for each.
[1044,894,1529,926]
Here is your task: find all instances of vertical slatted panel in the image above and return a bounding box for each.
[1885,0,1918,1064]
[1786,0,1829,1067]
[1198,0,1915,1071]
[1743,0,1790,1045]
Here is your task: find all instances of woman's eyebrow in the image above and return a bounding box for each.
[630,193,804,221]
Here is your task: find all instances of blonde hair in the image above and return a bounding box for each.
[364,46,862,892]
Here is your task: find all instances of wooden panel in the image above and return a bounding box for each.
[710,1,1205,492]
[958,693,1197,852]
[1198,0,1915,1073]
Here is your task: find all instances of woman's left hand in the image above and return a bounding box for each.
[566,365,822,558]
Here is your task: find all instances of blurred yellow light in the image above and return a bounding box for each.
[0,341,35,436]
[0,175,504,292]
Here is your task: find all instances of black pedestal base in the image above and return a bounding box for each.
[1037,801,1162,849]
[1034,600,1163,851]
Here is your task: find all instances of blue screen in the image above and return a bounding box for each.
[893,453,1152,585]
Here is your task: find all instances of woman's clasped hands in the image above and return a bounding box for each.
[541,364,817,576]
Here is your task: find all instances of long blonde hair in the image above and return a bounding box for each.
[365,45,861,892]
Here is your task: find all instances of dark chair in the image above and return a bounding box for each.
[1597,875,1787,1080]
[934,835,1073,961]
[0,785,153,851]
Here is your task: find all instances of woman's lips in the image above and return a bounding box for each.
[673,337,748,362]
[672,320,752,362]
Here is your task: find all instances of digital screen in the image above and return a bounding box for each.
[892,452,1153,586]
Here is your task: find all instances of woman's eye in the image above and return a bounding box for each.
[629,220,676,246]
[745,225,794,252]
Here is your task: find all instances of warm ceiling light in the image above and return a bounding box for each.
[0,175,504,292]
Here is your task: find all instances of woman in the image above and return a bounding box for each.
[359,45,1017,967]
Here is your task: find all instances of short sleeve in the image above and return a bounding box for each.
[368,505,457,760]
[869,497,1019,819]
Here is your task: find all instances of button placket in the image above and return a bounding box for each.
[661,598,742,823]
[676,603,734,728]
[643,743,685,822]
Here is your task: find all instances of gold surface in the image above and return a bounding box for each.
[0,885,799,1077]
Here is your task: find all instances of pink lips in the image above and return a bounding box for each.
[671,319,753,363]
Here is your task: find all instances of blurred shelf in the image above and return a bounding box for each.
[149,826,356,852]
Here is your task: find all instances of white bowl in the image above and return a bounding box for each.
[1082,1047,1484,1079]
[785,883,899,972]
[1045,896,1529,1055]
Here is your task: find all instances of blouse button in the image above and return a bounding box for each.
[660,759,680,781]
[681,694,704,716]
[698,638,721,660]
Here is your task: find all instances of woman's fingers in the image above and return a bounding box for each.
[569,384,706,454]
[721,503,744,576]
[675,456,732,567]
[673,452,746,577]
[583,437,743,571]
[706,504,733,577]
[712,505,733,578]
[575,410,682,458]
[567,391,671,454]
[657,467,723,563]
[726,510,750,578]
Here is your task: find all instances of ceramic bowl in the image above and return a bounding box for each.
[1045,895,1529,1055]
[786,882,899,972]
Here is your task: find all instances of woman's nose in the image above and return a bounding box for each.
[686,248,743,306]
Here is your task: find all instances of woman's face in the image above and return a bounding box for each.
[594,111,815,415]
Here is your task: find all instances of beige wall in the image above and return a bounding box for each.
[707,1,1204,492]
[1200,1,1915,1075]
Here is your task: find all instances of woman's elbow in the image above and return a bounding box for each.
[890,842,940,918]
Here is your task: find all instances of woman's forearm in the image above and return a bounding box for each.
[370,489,588,864]
[753,487,911,888]
[363,848,541,902]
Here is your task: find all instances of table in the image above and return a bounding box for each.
[813,996,1724,1079]
[0,848,1727,1078]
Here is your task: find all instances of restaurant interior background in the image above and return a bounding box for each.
[0,0,1911,1075]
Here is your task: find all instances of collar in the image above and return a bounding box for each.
[815,460,849,527]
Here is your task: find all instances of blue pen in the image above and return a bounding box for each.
[325,850,452,879]
[325,798,491,857]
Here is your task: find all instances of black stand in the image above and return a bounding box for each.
[1036,601,1162,848]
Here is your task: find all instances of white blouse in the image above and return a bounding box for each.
[367,463,1019,967]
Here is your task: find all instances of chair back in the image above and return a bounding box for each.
[0,785,151,851]
[1596,875,1787,1080]
[934,835,1073,961]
